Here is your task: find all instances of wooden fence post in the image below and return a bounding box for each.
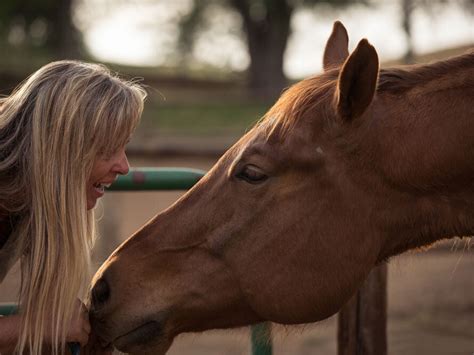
[337,263,387,355]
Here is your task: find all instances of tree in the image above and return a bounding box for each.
[179,0,367,101]
[229,0,293,100]
[401,0,415,63]
[399,0,474,64]
[0,0,83,58]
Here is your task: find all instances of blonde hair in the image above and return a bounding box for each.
[0,60,146,354]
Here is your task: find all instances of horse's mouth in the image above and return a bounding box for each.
[113,320,167,353]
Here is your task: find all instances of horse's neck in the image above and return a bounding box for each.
[380,85,473,174]
[373,61,474,258]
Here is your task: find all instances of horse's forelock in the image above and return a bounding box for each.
[257,72,339,141]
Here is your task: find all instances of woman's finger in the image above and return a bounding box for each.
[82,316,91,334]
[81,336,113,355]
[78,330,89,347]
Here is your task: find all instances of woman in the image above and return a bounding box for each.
[0,60,146,354]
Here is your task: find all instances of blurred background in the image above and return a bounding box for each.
[0,0,473,354]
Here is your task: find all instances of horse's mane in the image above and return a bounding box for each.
[258,50,473,138]
[378,50,474,94]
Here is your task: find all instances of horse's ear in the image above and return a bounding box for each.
[323,21,349,71]
[336,39,379,121]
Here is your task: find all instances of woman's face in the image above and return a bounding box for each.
[87,147,130,210]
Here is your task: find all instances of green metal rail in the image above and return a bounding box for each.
[108,167,206,191]
[0,303,16,316]
[0,167,272,355]
[251,322,273,355]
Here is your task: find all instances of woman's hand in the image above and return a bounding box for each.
[0,300,92,353]
[0,314,22,354]
[63,299,113,354]
[42,299,91,347]
[82,332,114,355]
[65,300,91,346]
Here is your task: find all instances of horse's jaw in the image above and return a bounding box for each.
[88,310,173,355]
[112,323,172,355]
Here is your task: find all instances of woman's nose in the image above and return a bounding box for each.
[114,150,130,175]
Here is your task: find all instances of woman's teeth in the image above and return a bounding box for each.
[94,183,111,193]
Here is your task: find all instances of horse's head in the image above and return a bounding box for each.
[89,21,436,354]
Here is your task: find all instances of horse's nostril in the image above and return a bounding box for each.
[92,277,110,309]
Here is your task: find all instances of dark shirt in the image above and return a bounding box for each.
[0,216,13,250]
[0,214,19,282]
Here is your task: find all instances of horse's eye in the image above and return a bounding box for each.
[235,165,268,184]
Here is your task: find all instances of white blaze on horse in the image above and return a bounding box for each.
[88,21,474,355]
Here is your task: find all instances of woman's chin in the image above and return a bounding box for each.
[86,197,97,210]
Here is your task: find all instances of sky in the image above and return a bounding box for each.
[77,0,474,79]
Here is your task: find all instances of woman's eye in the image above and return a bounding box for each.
[235,165,268,184]
[99,145,125,161]
[98,150,114,161]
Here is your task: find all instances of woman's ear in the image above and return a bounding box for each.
[323,21,349,71]
[336,39,379,121]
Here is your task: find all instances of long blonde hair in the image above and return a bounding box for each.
[0,60,146,354]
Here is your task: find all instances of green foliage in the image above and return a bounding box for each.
[0,0,82,57]
[0,0,53,43]
[142,101,269,136]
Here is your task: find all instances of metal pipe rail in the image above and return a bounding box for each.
[107,167,205,191]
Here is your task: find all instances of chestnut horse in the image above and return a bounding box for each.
[89,22,474,354]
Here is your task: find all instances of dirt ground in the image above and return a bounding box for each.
[1,156,473,355]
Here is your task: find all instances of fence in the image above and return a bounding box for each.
[0,167,387,355]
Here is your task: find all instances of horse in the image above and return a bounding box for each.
[88,21,474,354]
